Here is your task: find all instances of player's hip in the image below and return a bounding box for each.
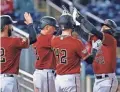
[56,74,80,81]
[94,73,117,79]
[33,69,56,91]
[34,69,55,74]
[0,74,19,92]
[93,73,118,92]
[33,69,55,79]
[0,74,17,77]
[55,74,80,88]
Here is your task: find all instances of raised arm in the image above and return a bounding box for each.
[72,8,103,40]
[24,12,37,44]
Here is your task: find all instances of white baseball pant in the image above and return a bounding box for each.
[33,69,56,92]
[0,74,19,92]
[93,73,118,92]
[55,74,80,92]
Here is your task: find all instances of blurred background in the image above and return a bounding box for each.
[1,0,120,92]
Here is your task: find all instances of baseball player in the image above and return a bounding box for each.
[72,8,118,92]
[51,9,102,92]
[32,16,58,92]
[0,13,36,92]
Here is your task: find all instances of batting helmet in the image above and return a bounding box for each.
[101,19,117,30]
[39,16,58,29]
[58,14,74,30]
[0,15,17,31]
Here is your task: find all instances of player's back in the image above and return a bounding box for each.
[33,34,56,70]
[0,37,28,74]
[51,35,87,75]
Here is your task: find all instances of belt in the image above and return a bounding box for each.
[96,75,109,79]
[3,74,14,77]
[36,69,55,73]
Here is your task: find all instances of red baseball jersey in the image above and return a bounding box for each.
[51,35,88,75]
[33,34,56,70]
[86,33,117,74]
[0,37,28,74]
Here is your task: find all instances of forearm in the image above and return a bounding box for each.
[85,48,97,64]
[77,17,103,40]
[27,23,37,44]
[74,25,89,41]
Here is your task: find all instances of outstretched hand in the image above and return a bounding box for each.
[24,12,33,25]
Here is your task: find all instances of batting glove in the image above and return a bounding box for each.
[92,40,102,51]
[90,39,102,58]
[72,8,81,26]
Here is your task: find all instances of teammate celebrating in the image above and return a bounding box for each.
[51,9,102,92]
[72,8,118,92]
[32,16,58,92]
[0,13,36,92]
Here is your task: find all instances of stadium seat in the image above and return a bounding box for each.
[116,58,120,75]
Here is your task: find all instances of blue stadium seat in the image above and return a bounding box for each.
[117,58,120,63]
[98,10,108,19]
[116,58,120,75]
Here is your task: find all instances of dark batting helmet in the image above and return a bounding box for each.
[39,16,58,29]
[0,15,17,31]
[58,14,74,30]
[101,19,117,31]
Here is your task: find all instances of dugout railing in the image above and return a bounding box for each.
[18,69,34,92]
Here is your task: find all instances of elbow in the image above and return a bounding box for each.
[29,33,37,44]
[30,37,37,44]
[91,29,103,40]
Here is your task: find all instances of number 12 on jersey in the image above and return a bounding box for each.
[54,48,67,64]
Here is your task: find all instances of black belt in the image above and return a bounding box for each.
[96,75,109,79]
[3,74,14,77]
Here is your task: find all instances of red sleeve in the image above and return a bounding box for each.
[12,38,29,48]
[102,33,115,46]
[76,39,89,60]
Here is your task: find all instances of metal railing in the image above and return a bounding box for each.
[18,69,34,92]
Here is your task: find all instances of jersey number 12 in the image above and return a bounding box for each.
[54,48,67,64]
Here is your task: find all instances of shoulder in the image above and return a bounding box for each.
[4,37,22,42]
[72,37,83,44]
[51,35,59,40]
[68,37,84,48]
[104,33,117,44]
[104,33,115,40]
